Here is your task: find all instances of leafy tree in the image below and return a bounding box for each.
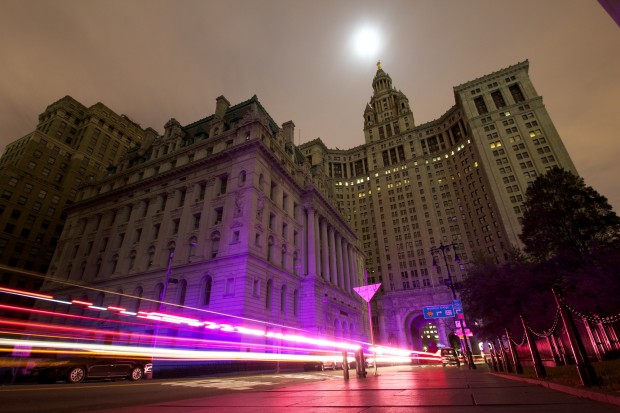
[520,167,620,261]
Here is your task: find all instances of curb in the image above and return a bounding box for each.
[491,372,620,407]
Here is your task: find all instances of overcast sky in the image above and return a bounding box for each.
[1,0,619,210]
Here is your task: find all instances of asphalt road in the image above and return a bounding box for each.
[1,369,343,413]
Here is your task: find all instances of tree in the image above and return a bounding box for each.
[520,167,620,261]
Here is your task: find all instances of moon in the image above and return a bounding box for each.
[353,27,380,58]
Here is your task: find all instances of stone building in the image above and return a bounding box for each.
[41,95,368,349]
[299,60,577,350]
[0,96,145,316]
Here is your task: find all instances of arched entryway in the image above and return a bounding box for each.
[405,312,439,351]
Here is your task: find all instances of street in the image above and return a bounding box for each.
[2,365,619,413]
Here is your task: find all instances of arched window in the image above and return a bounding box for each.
[188,237,197,261]
[258,174,264,191]
[280,285,287,314]
[293,252,298,275]
[154,282,164,306]
[265,279,273,310]
[95,258,102,277]
[342,322,348,338]
[177,279,187,306]
[94,292,105,308]
[132,287,143,313]
[202,275,213,306]
[238,170,246,186]
[334,319,341,338]
[128,250,137,271]
[267,237,274,262]
[293,289,299,317]
[349,322,355,339]
[147,246,155,267]
[111,254,119,274]
[280,245,287,268]
[115,289,123,308]
[80,261,87,280]
[210,231,220,259]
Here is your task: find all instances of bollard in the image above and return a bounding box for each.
[521,314,546,379]
[505,328,523,374]
[553,289,597,387]
[356,348,367,378]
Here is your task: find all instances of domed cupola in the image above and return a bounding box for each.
[372,60,393,94]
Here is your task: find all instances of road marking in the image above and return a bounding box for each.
[165,379,274,390]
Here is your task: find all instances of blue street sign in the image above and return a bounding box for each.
[452,299,463,315]
[423,304,455,319]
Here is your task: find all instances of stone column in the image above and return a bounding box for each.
[342,240,350,292]
[314,212,320,278]
[348,244,356,290]
[306,207,316,277]
[336,233,344,289]
[321,218,329,280]
[328,226,336,284]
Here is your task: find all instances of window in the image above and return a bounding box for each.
[178,189,186,207]
[202,276,213,305]
[153,224,160,239]
[154,283,165,304]
[491,90,506,109]
[214,207,223,225]
[188,236,197,260]
[111,254,119,274]
[280,285,287,314]
[172,218,180,234]
[293,289,299,317]
[210,231,220,258]
[147,246,155,267]
[509,84,525,102]
[219,175,228,195]
[267,236,274,262]
[252,278,260,297]
[178,280,187,306]
[128,250,137,270]
[265,279,273,309]
[474,96,488,115]
[132,287,143,313]
[225,277,234,295]
[281,245,287,268]
[193,213,201,229]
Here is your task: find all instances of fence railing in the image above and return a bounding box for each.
[487,289,620,387]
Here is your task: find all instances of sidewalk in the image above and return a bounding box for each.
[93,365,620,412]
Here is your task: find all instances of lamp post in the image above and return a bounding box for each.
[430,242,476,370]
[151,243,176,378]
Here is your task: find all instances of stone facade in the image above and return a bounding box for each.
[41,95,368,348]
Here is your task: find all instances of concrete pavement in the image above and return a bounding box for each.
[92,365,620,412]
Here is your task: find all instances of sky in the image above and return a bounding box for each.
[1,0,619,210]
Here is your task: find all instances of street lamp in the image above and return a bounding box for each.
[159,243,177,310]
[430,242,476,370]
[151,243,176,378]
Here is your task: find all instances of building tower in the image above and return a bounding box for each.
[0,96,146,316]
[299,60,577,350]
